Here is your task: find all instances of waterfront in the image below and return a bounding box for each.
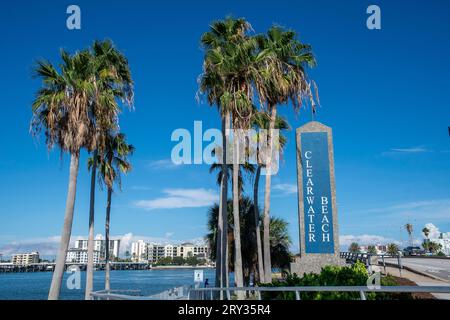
[0,269,216,300]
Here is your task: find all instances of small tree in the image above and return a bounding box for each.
[422,240,430,252]
[428,242,442,254]
[367,245,377,254]
[349,242,360,253]
[387,243,400,255]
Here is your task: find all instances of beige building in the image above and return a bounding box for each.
[12,252,40,265]
[130,241,209,263]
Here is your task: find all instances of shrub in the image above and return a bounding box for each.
[261,261,414,300]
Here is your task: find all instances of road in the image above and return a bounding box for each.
[384,257,450,282]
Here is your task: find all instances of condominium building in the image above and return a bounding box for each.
[12,252,40,265]
[130,240,209,263]
[176,242,208,259]
[131,240,147,262]
[74,238,120,259]
[66,248,101,264]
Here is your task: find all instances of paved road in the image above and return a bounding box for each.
[384,258,450,282]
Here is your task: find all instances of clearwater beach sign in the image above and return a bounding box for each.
[291,121,344,275]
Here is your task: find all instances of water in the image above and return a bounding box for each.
[0,268,219,300]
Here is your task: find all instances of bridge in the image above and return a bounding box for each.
[0,261,150,273]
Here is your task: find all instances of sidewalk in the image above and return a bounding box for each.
[383,266,450,300]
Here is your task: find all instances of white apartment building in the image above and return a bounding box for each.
[66,248,101,264]
[131,240,147,262]
[75,238,120,259]
[130,241,209,263]
[431,234,450,256]
[12,252,40,265]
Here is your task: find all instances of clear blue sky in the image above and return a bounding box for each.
[0,0,449,256]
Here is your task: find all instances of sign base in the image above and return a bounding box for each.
[290,255,346,276]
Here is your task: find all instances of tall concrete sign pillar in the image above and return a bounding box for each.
[290,121,344,276]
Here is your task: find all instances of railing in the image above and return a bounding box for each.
[91,289,142,300]
[91,285,450,300]
[91,286,189,300]
[187,285,450,301]
[340,252,403,275]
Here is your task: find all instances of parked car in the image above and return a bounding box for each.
[403,246,424,256]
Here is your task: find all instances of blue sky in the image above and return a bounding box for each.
[0,0,449,257]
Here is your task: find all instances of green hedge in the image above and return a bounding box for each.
[260,261,413,300]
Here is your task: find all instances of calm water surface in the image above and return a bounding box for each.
[0,268,218,300]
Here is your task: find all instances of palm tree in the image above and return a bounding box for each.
[251,111,289,282]
[387,243,400,256]
[367,245,377,255]
[422,227,430,239]
[206,197,291,287]
[349,242,360,253]
[422,227,431,252]
[428,242,442,254]
[405,223,414,247]
[254,26,317,283]
[85,40,134,300]
[209,162,255,198]
[199,17,254,297]
[89,132,134,291]
[31,50,98,300]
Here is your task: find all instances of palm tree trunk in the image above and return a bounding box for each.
[232,129,244,299]
[48,152,80,300]
[215,191,223,297]
[214,114,229,299]
[253,165,264,283]
[262,105,277,283]
[222,112,230,295]
[105,187,112,291]
[85,149,98,300]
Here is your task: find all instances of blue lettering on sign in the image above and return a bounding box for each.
[301,132,334,254]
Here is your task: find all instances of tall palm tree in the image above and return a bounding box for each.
[199,17,254,297]
[31,50,97,300]
[89,132,134,291]
[405,223,414,247]
[422,227,430,239]
[251,111,289,283]
[209,162,255,198]
[85,40,134,300]
[254,26,317,282]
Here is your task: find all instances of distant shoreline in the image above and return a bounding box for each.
[151,265,214,270]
